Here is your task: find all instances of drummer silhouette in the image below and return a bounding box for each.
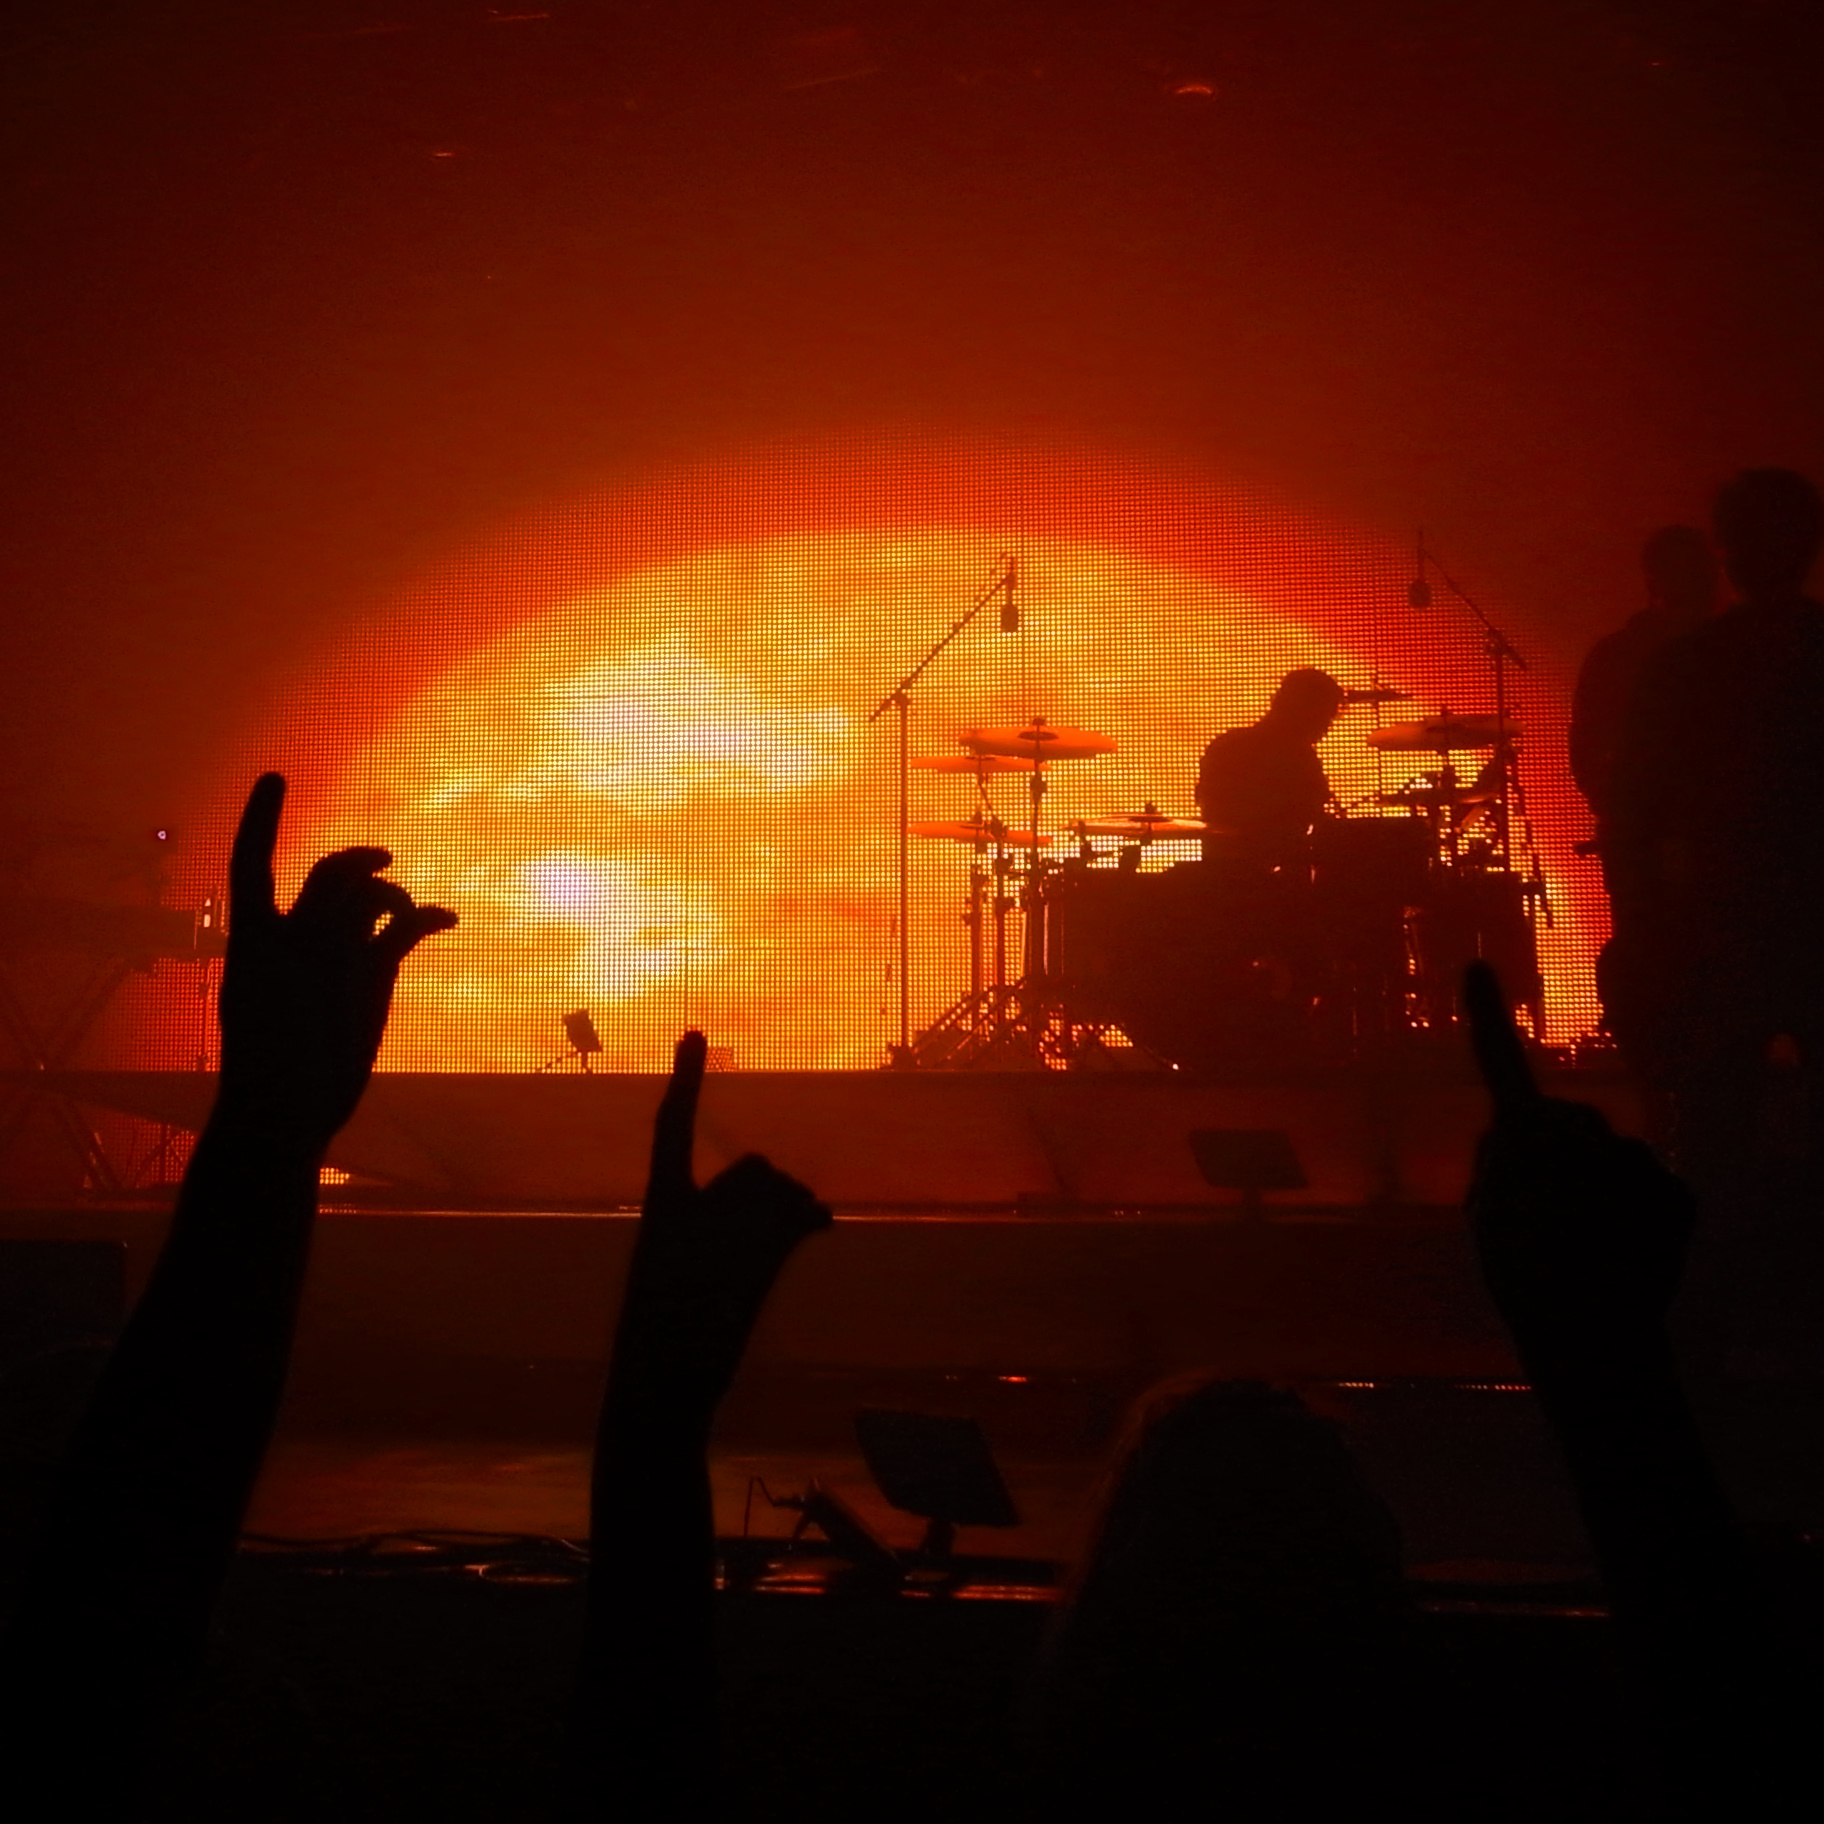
[1195,668,1345,873]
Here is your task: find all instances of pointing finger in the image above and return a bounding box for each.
[1463,960,1540,1115]
[228,773,286,935]
[648,1031,708,1203]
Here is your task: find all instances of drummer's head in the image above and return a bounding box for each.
[1268,668,1345,740]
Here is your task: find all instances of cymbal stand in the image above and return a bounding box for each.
[1416,541,1547,1034]
[1414,541,1528,872]
[868,555,1018,1068]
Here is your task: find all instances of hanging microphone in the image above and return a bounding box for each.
[1407,532,1432,609]
[1000,556,1021,633]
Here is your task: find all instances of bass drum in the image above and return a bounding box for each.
[1046,863,1320,1072]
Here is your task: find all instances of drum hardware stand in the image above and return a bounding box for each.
[1414,540,1547,1034]
[1413,540,1527,872]
[955,821,1019,1032]
[914,721,1120,1070]
[867,555,1019,1069]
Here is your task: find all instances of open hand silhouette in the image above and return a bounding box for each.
[216,772,457,1153]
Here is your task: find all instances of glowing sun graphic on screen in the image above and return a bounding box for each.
[296,527,1422,1071]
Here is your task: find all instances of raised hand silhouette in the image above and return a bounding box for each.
[569,1033,831,1818]
[0,773,458,1811]
[1463,959,1694,1350]
[610,1030,832,1408]
[217,771,456,1152]
[1462,962,1809,1819]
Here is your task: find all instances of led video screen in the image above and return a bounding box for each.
[138,435,1601,1074]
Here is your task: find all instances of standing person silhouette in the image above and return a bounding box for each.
[1605,468,1824,1371]
[1570,525,1718,853]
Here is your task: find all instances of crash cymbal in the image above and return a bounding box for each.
[908,820,1052,847]
[960,721,1118,762]
[1076,816,1209,838]
[1340,686,1412,705]
[1365,714,1520,752]
[909,753,1038,775]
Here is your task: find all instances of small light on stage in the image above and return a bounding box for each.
[997,1375,1029,1385]
[154,828,169,842]
[1168,80,1217,98]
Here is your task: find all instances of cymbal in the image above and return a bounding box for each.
[908,820,1052,847]
[1365,714,1520,752]
[960,722,1118,762]
[1341,686,1411,705]
[909,753,1038,775]
[1076,816,1208,838]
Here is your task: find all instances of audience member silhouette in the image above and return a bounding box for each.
[1463,961,1813,1819]
[0,773,457,1812]
[563,1030,830,1818]
[1029,1375,1417,1819]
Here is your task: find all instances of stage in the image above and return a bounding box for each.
[46,1056,1643,1211]
[0,1056,1647,1402]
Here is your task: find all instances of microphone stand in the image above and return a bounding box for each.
[868,555,1017,1068]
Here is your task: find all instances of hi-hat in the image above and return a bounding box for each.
[908,819,1052,847]
[1365,714,1520,753]
[910,753,1038,775]
[960,721,1117,762]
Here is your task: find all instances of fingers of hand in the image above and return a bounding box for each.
[1479,1097,1615,1191]
[288,846,396,933]
[1615,1135,1698,1238]
[705,1153,833,1240]
[373,900,460,967]
[649,1031,709,1200]
[1463,961,1540,1112]
[228,773,287,933]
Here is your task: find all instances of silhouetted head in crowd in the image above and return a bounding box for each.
[1641,524,1718,623]
[1065,1376,1403,1637]
[1032,1377,1412,1812]
[1266,668,1346,745]
[1712,468,1823,604]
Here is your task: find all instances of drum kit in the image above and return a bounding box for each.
[897,704,1544,1072]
